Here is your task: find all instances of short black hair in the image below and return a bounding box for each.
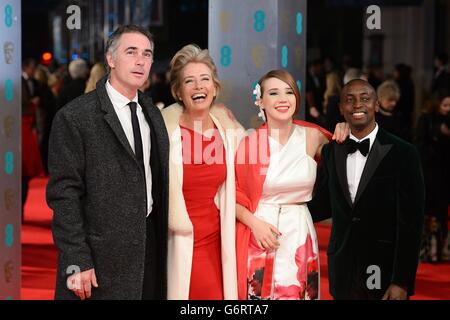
[342,79,377,99]
[22,58,36,68]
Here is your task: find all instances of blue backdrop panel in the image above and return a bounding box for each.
[0,0,21,300]
[208,0,307,128]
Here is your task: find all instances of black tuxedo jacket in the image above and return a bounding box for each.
[309,128,424,299]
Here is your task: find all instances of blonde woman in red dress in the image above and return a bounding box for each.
[162,44,244,299]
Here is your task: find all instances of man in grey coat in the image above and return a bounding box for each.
[46,25,169,300]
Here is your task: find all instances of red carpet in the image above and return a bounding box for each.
[22,178,56,300]
[22,178,450,300]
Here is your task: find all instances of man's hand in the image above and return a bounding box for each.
[67,268,98,300]
[382,284,408,300]
[332,122,350,143]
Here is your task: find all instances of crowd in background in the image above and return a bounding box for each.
[21,51,450,263]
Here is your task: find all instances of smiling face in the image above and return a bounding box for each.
[107,32,153,95]
[177,62,217,113]
[258,77,296,125]
[340,79,379,136]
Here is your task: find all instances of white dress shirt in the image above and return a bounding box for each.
[106,80,153,216]
[346,124,378,203]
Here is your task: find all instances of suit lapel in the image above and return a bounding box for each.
[354,131,392,204]
[139,92,167,156]
[97,76,136,160]
[334,143,353,207]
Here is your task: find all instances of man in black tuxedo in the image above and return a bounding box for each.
[309,79,425,300]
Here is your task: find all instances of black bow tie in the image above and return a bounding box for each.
[345,138,370,157]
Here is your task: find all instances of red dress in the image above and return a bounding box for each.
[181,125,226,300]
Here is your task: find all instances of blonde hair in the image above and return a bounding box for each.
[68,59,88,79]
[323,72,342,112]
[169,44,220,105]
[34,67,48,85]
[377,80,401,102]
[85,62,106,93]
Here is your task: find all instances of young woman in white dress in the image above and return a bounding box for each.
[235,69,345,300]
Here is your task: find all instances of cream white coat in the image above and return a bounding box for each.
[161,103,244,299]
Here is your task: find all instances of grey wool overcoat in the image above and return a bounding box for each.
[47,75,169,299]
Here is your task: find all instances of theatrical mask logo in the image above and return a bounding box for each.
[280,10,289,34]
[3,116,13,138]
[3,42,14,64]
[251,45,266,69]
[4,260,13,283]
[219,11,231,33]
[4,188,13,211]
[294,47,302,68]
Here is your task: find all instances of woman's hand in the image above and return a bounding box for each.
[249,216,281,251]
[332,122,350,143]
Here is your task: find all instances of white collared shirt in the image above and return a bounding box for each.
[346,123,378,203]
[106,80,153,216]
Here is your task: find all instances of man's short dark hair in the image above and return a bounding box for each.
[22,58,36,68]
[342,79,377,100]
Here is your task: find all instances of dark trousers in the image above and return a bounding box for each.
[142,214,161,300]
[334,255,385,300]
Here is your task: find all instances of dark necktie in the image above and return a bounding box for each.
[27,78,34,96]
[345,138,370,157]
[128,102,145,173]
